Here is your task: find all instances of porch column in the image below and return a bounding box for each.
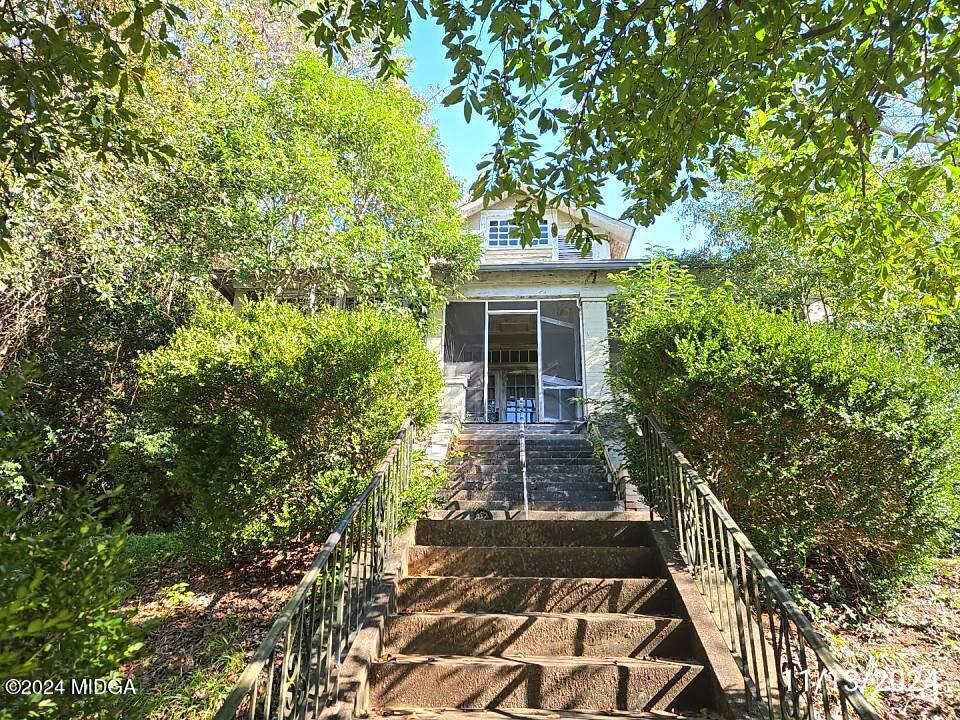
[580,298,612,416]
[424,304,444,366]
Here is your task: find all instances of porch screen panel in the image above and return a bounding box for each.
[540,300,583,421]
[443,302,485,421]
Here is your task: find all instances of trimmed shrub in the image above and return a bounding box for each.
[138,300,441,562]
[612,259,960,604]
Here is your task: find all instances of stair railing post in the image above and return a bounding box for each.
[519,417,529,520]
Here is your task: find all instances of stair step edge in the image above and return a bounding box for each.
[375,654,704,670]
[368,709,708,720]
[387,610,687,622]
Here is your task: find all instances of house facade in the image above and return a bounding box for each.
[428,194,638,424]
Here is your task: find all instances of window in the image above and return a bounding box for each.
[489,349,537,364]
[486,217,551,247]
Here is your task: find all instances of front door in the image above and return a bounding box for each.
[503,372,537,423]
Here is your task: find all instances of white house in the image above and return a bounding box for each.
[428,193,638,424]
[214,192,638,425]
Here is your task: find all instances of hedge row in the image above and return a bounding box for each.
[612,260,960,603]
[137,300,441,562]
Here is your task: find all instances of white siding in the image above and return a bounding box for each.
[464,197,621,263]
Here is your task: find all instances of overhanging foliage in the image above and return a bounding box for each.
[289,0,960,311]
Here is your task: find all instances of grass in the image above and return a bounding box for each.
[122,530,192,574]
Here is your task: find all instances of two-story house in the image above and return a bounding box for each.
[215,191,638,425]
[429,193,638,424]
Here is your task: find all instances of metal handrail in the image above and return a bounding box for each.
[519,417,529,519]
[213,420,416,720]
[638,414,881,720]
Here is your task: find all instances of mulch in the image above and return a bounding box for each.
[822,558,960,720]
[123,538,326,695]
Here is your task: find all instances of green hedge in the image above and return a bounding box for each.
[612,260,960,603]
[138,301,441,563]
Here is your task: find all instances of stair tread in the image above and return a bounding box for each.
[400,574,667,581]
[446,475,613,489]
[411,545,647,550]
[369,708,713,720]
[425,511,643,520]
[442,501,622,512]
[377,654,704,670]
[390,610,683,622]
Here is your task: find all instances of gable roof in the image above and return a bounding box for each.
[459,191,637,259]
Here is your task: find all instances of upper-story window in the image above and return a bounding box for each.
[487,218,551,247]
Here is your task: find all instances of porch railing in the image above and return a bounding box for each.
[213,420,416,720]
[637,415,881,720]
[519,417,529,518]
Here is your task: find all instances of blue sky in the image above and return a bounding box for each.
[403,18,708,258]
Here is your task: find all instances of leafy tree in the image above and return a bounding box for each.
[687,139,960,363]
[1,0,476,489]
[136,0,479,317]
[0,151,198,488]
[0,0,187,246]
[291,0,960,310]
[0,372,140,720]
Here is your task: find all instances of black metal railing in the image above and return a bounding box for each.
[213,420,416,720]
[519,417,529,518]
[638,415,881,720]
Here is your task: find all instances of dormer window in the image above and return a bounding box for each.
[487,218,551,248]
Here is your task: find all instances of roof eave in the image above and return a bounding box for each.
[475,259,644,273]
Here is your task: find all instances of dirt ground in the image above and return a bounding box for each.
[820,558,960,720]
[122,539,322,719]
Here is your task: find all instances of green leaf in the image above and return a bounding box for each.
[298,10,321,26]
[442,86,464,106]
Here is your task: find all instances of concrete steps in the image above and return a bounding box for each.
[383,612,692,658]
[367,517,726,715]
[406,545,657,578]
[395,576,676,615]
[458,448,599,458]
[441,500,623,513]
[451,463,606,475]
[450,472,607,483]
[438,488,617,503]
[445,479,613,492]
[369,654,704,711]
[444,423,617,514]
[415,519,650,547]
[360,426,731,718]
[368,709,713,720]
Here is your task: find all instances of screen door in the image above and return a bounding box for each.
[539,300,584,421]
